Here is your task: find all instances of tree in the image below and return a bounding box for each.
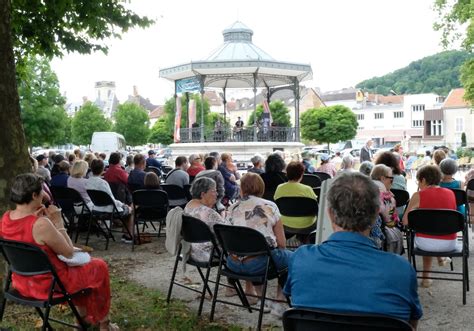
[71,102,112,146]
[161,93,212,140]
[461,131,467,147]
[19,56,69,148]
[149,118,173,145]
[114,102,150,146]
[300,105,358,148]
[356,50,470,96]
[0,0,152,213]
[433,0,474,103]
[247,100,292,127]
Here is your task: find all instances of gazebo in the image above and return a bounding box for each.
[159,21,313,144]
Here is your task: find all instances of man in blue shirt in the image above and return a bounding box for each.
[284,173,422,328]
[128,154,147,192]
[146,149,162,170]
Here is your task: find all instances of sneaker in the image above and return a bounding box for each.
[438,257,452,267]
[121,234,133,244]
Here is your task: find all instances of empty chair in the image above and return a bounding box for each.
[161,183,189,208]
[133,189,169,242]
[86,189,133,250]
[282,308,412,331]
[145,166,162,178]
[49,186,91,243]
[313,171,331,182]
[301,174,321,189]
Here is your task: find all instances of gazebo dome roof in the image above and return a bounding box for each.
[206,21,274,61]
[159,21,312,89]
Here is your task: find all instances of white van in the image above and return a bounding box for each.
[90,132,127,159]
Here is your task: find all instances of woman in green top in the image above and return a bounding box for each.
[274,161,318,234]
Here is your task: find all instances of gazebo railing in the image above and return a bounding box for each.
[178,126,296,143]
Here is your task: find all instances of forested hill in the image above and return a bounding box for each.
[355,50,471,96]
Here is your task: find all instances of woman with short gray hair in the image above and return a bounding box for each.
[185,177,229,262]
[439,158,465,215]
[359,161,374,176]
[338,154,356,174]
[248,154,264,174]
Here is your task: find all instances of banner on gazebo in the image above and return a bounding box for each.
[262,99,273,133]
[188,99,196,128]
[174,96,181,143]
[176,77,201,93]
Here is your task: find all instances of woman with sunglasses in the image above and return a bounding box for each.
[371,164,403,254]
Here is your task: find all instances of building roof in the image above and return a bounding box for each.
[367,94,404,104]
[204,91,223,106]
[443,88,470,108]
[149,105,165,119]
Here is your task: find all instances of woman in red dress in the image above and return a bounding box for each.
[1,173,118,330]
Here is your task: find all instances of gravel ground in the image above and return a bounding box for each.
[85,224,474,331]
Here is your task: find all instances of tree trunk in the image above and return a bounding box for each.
[0,0,31,300]
[0,0,30,215]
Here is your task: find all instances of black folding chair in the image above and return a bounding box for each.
[161,184,189,208]
[301,174,322,189]
[282,308,412,331]
[166,215,220,316]
[132,189,169,249]
[145,166,162,177]
[86,189,133,250]
[49,186,91,243]
[407,208,469,304]
[211,224,289,331]
[390,189,410,213]
[313,171,331,182]
[0,239,90,330]
[275,197,318,248]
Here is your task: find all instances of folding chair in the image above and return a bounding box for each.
[132,189,169,249]
[282,308,412,331]
[448,188,470,248]
[407,208,469,304]
[467,178,474,227]
[390,189,410,216]
[166,215,220,316]
[211,224,289,331]
[161,184,189,208]
[0,239,90,330]
[275,197,318,249]
[49,186,91,243]
[301,174,322,189]
[145,166,162,177]
[313,171,331,182]
[86,189,133,250]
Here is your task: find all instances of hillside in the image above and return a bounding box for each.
[356,50,471,96]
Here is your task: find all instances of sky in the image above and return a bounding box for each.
[51,0,447,106]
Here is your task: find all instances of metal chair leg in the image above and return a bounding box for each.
[166,248,181,303]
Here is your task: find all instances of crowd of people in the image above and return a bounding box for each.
[1,142,473,329]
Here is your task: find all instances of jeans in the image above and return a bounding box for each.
[226,248,293,275]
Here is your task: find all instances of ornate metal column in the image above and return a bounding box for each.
[253,72,258,141]
[294,78,300,142]
[199,75,206,143]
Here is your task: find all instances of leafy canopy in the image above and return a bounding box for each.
[300,105,358,145]
[71,102,112,145]
[19,56,70,147]
[433,1,474,103]
[247,100,291,127]
[114,102,150,146]
[11,0,154,62]
[356,50,470,96]
[149,118,173,146]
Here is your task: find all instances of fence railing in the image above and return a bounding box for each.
[177,126,297,143]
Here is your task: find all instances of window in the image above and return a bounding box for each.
[357,114,364,120]
[411,104,425,112]
[412,120,424,127]
[455,117,464,132]
[374,113,384,119]
[393,111,404,118]
[431,120,443,136]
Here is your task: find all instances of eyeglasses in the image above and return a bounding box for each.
[384,176,394,182]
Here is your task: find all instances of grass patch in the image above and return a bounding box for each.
[1,272,241,330]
